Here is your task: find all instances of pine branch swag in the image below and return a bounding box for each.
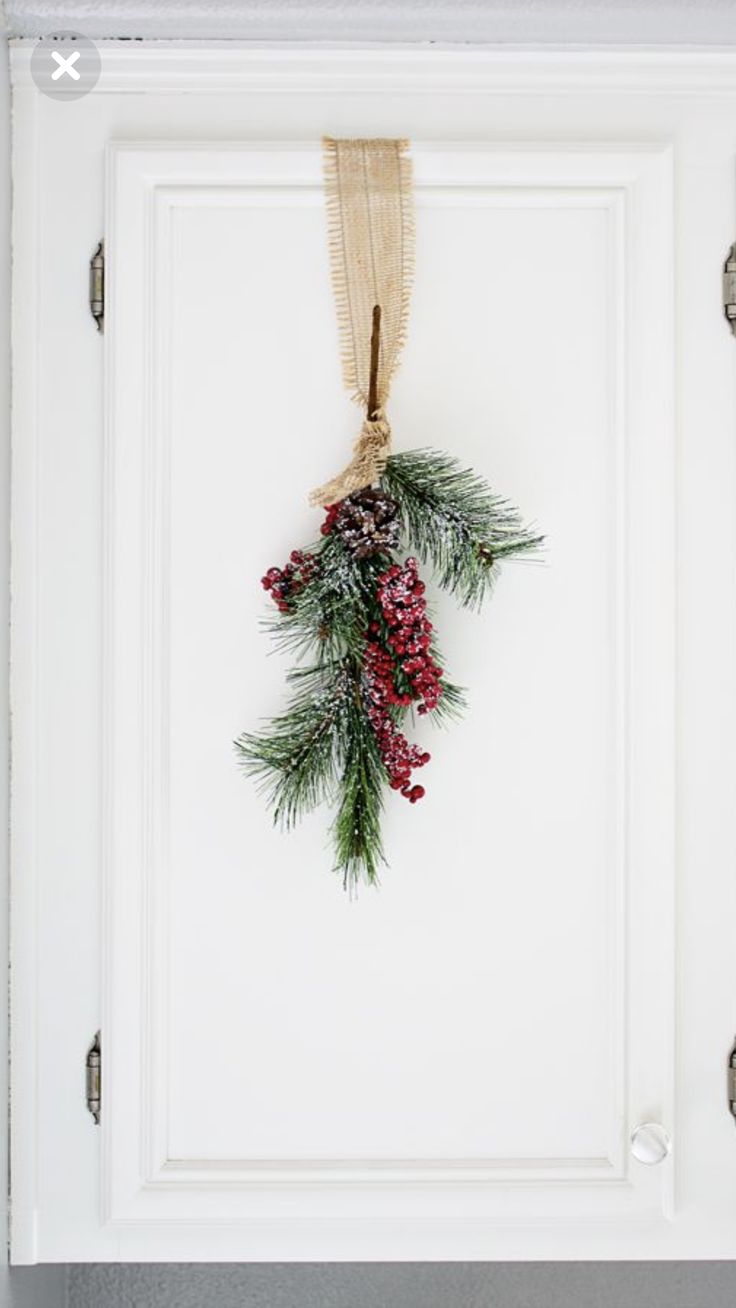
[236,139,542,891]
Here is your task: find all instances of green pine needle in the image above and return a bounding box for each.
[263,532,388,664]
[236,656,388,890]
[381,448,543,610]
[427,677,466,725]
[331,676,387,891]
[235,660,352,830]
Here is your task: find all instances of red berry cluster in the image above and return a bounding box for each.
[320,504,340,536]
[363,639,430,803]
[375,558,443,715]
[260,550,316,613]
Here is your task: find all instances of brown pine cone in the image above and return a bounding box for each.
[334,487,401,559]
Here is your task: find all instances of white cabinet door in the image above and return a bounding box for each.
[11,46,736,1263]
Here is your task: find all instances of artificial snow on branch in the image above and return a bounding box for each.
[236,454,540,890]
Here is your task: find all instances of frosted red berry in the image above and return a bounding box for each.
[320,504,341,536]
[374,558,444,714]
[259,551,316,612]
[362,638,431,800]
[361,556,444,804]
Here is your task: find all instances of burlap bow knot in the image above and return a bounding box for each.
[309,410,392,508]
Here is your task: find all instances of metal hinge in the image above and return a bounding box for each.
[89,240,104,333]
[723,244,736,334]
[86,1031,101,1124]
[728,1040,736,1121]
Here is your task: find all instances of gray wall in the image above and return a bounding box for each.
[8,0,736,44]
[5,3,736,1307]
[64,1262,736,1307]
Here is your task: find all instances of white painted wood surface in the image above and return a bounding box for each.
[9,46,736,1263]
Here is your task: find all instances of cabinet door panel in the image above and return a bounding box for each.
[101,143,674,1242]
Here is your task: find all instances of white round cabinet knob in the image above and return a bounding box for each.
[630,1122,671,1165]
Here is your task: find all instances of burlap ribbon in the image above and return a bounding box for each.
[309,137,414,507]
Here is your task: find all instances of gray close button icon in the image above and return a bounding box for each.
[30,31,101,101]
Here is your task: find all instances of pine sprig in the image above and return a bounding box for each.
[425,675,466,725]
[381,448,542,609]
[263,532,387,664]
[238,446,541,890]
[235,660,352,830]
[332,668,388,889]
[237,654,389,890]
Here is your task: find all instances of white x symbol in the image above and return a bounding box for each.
[51,50,81,81]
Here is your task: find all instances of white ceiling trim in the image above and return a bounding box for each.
[10,44,736,94]
[6,0,736,45]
